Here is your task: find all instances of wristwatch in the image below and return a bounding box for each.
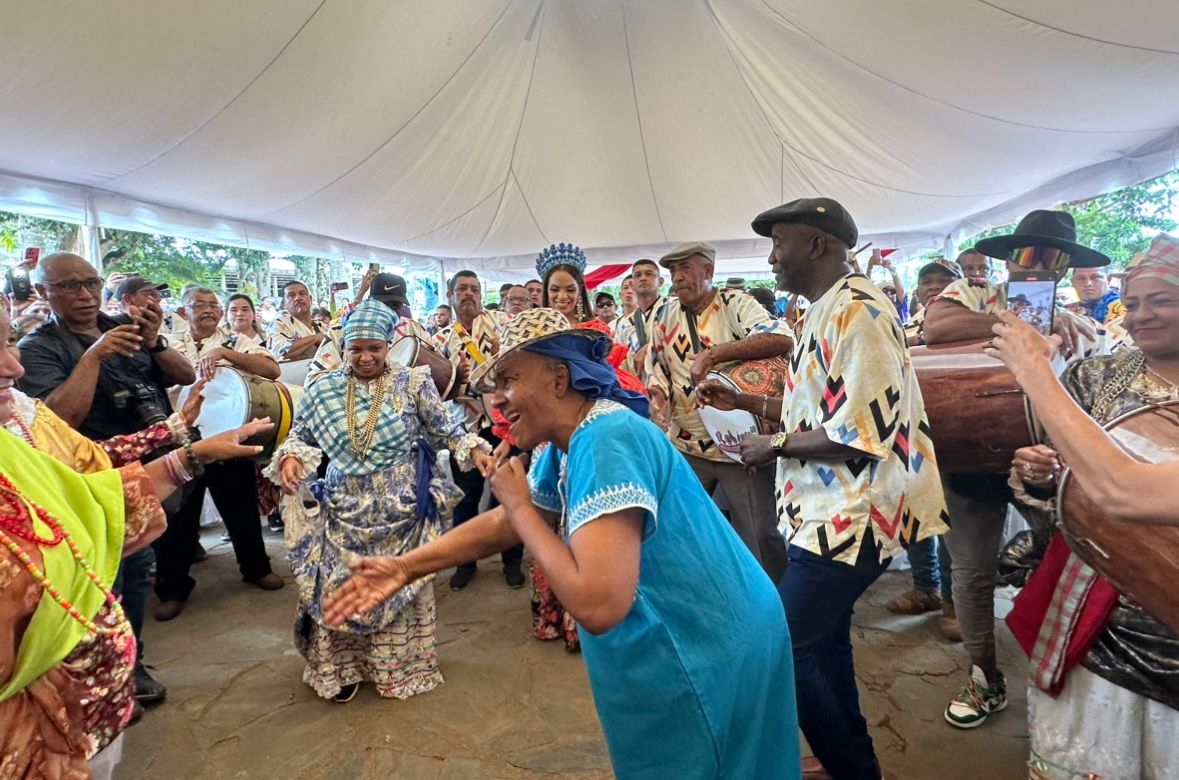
[770,431,789,455]
[148,335,169,353]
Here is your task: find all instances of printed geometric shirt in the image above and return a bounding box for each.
[625,295,669,351]
[267,313,325,361]
[645,290,788,462]
[179,328,273,370]
[778,274,948,565]
[433,310,509,431]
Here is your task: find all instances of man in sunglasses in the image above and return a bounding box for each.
[921,210,1111,730]
[924,210,1101,358]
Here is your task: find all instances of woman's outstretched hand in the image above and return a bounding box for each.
[191,418,272,463]
[322,557,412,626]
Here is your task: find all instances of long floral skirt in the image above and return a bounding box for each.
[298,582,444,700]
[529,565,579,652]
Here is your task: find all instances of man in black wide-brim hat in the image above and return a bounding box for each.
[921,209,1110,730]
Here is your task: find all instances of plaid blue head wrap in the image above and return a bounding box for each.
[343,298,398,343]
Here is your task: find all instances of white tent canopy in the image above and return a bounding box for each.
[3,1,1179,278]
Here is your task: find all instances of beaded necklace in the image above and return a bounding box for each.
[345,369,389,461]
[0,471,121,635]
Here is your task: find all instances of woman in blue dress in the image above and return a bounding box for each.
[324,308,799,778]
[268,299,493,703]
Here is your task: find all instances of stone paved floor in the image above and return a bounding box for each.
[119,530,1030,779]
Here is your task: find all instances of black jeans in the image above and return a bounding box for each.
[153,458,272,601]
[452,427,523,569]
[113,546,154,662]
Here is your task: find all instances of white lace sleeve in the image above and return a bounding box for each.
[263,419,323,484]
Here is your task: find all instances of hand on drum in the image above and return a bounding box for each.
[456,353,471,389]
[180,378,208,427]
[191,417,273,464]
[1014,444,1060,486]
[695,379,738,411]
[197,347,231,381]
[1051,309,1096,359]
[279,453,308,495]
[985,311,1062,383]
[322,556,412,627]
[739,434,775,470]
[689,349,716,386]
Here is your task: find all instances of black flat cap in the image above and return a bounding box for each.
[752,197,858,248]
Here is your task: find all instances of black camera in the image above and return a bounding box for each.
[109,381,168,428]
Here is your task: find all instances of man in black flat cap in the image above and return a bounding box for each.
[699,197,948,779]
[923,209,1110,730]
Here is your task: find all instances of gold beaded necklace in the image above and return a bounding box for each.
[345,369,389,460]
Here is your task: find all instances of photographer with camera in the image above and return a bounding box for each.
[17,253,198,714]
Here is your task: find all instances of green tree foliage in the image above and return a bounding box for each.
[958,172,1178,268]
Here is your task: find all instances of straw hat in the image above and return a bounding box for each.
[470,307,598,392]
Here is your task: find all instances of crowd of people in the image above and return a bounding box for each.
[1,194,1177,779]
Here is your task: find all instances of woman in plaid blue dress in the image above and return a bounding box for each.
[268,300,493,703]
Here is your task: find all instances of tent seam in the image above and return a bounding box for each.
[621,1,668,243]
[267,0,518,216]
[512,167,550,246]
[758,0,1175,135]
[103,0,331,185]
[471,0,548,255]
[977,1,1179,55]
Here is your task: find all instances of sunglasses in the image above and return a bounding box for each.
[1008,246,1071,271]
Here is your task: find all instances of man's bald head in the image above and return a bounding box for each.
[36,252,97,283]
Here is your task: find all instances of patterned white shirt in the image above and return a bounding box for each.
[778,274,948,565]
[433,310,509,431]
[267,313,325,360]
[645,290,788,462]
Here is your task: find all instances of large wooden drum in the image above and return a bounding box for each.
[698,357,790,463]
[177,368,302,462]
[388,336,457,399]
[912,339,1038,473]
[1058,401,1179,635]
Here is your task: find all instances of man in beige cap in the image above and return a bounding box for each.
[644,241,791,579]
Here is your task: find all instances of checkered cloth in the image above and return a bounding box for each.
[1126,233,1179,289]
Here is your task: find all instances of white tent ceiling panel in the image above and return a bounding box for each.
[2,1,1179,273]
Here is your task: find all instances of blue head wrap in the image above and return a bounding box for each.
[522,333,649,418]
[343,298,397,343]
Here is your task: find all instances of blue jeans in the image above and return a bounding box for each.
[778,536,889,780]
[907,535,952,602]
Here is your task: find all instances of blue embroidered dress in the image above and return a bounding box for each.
[267,364,487,699]
[527,400,800,779]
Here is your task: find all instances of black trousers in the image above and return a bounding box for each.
[453,427,523,569]
[153,458,272,601]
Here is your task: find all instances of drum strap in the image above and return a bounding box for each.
[632,309,647,348]
[453,323,486,365]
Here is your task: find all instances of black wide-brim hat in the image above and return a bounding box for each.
[974,209,1110,268]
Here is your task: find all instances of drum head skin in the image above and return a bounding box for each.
[178,368,249,437]
[388,337,420,367]
[697,372,760,463]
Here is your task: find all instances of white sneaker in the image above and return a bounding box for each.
[944,665,1007,729]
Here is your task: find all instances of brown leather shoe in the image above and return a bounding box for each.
[248,573,285,591]
[153,600,184,622]
[940,601,963,642]
[801,755,834,779]
[886,587,942,615]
